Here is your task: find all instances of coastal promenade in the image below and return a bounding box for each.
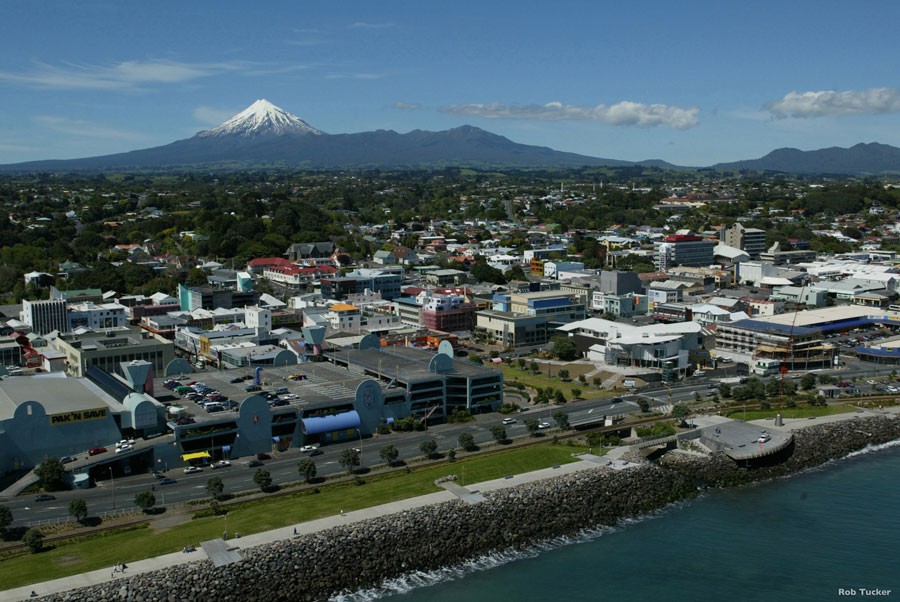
[2,454,638,601]
[4,405,897,601]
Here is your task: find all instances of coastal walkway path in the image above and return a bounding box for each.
[2,454,639,601]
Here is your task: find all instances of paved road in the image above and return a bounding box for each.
[3,397,640,527]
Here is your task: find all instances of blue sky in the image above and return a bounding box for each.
[3,1,900,166]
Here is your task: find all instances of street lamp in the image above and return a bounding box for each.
[357,428,364,469]
[109,467,115,510]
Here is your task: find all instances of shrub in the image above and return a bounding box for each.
[23,529,44,554]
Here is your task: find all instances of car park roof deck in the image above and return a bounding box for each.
[335,346,493,382]
[157,363,376,422]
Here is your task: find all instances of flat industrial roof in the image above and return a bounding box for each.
[738,305,887,329]
[0,374,119,419]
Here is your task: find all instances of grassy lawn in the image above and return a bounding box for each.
[499,364,606,400]
[0,442,588,591]
[724,403,858,422]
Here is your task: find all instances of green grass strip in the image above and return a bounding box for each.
[0,442,589,590]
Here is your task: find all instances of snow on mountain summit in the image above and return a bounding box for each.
[197,99,323,138]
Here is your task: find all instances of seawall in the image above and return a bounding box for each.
[35,414,900,602]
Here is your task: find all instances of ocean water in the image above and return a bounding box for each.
[334,441,900,602]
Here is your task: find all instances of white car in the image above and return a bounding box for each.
[115,444,131,453]
[183,466,203,474]
[211,460,231,469]
[502,417,516,425]
[299,445,318,453]
[538,421,551,429]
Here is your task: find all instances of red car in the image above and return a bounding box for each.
[88,447,107,456]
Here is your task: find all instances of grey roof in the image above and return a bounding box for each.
[0,375,118,419]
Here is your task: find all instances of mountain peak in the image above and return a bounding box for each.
[197,99,323,138]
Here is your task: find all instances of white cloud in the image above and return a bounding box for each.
[392,101,421,111]
[193,106,238,126]
[0,142,39,153]
[0,59,249,91]
[349,22,394,29]
[440,100,700,129]
[767,87,900,118]
[34,115,147,141]
[325,72,384,80]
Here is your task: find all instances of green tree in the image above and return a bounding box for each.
[34,457,67,492]
[447,448,457,462]
[800,373,818,391]
[253,468,273,491]
[571,388,582,399]
[550,337,578,361]
[420,439,438,459]
[23,529,44,554]
[0,504,12,532]
[529,360,539,373]
[558,369,570,380]
[671,404,691,422]
[458,432,477,451]
[68,498,88,523]
[134,490,156,513]
[339,448,360,475]
[491,424,508,443]
[552,410,569,430]
[379,445,400,466]
[554,389,567,404]
[205,476,224,500]
[517,358,526,370]
[718,382,732,398]
[468,352,483,364]
[525,418,540,436]
[297,458,318,482]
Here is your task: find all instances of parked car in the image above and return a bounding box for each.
[247,460,264,468]
[538,421,551,429]
[60,455,77,464]
[158,477,177,485]
[115,444,132,453]
[183,466,202,474]
[88,447,107,456]
[211,460,231,469]
[35,494,56,502]
[299,445,318,454]
[502,417,516,425]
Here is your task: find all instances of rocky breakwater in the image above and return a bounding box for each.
[661,414,900,487]
[39,465,694,602]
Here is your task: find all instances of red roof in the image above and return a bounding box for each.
[248,257,294,268]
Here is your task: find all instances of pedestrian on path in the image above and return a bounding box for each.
[340,509,344,517]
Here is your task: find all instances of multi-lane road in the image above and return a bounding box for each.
[11,360,887,528]
[3,396,652,528]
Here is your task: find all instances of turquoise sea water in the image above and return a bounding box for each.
[336,442,900,602]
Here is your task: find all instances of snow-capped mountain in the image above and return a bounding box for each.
[0,100,635,171]
[196,99,323,138]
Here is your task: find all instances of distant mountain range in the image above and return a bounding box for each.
[711,142,900,175]
[1,100,898,175]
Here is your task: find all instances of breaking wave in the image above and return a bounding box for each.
[329,502,691,601]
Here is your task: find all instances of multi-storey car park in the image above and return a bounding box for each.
[0,342,503,488]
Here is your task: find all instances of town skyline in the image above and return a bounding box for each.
[3,1,900,166]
